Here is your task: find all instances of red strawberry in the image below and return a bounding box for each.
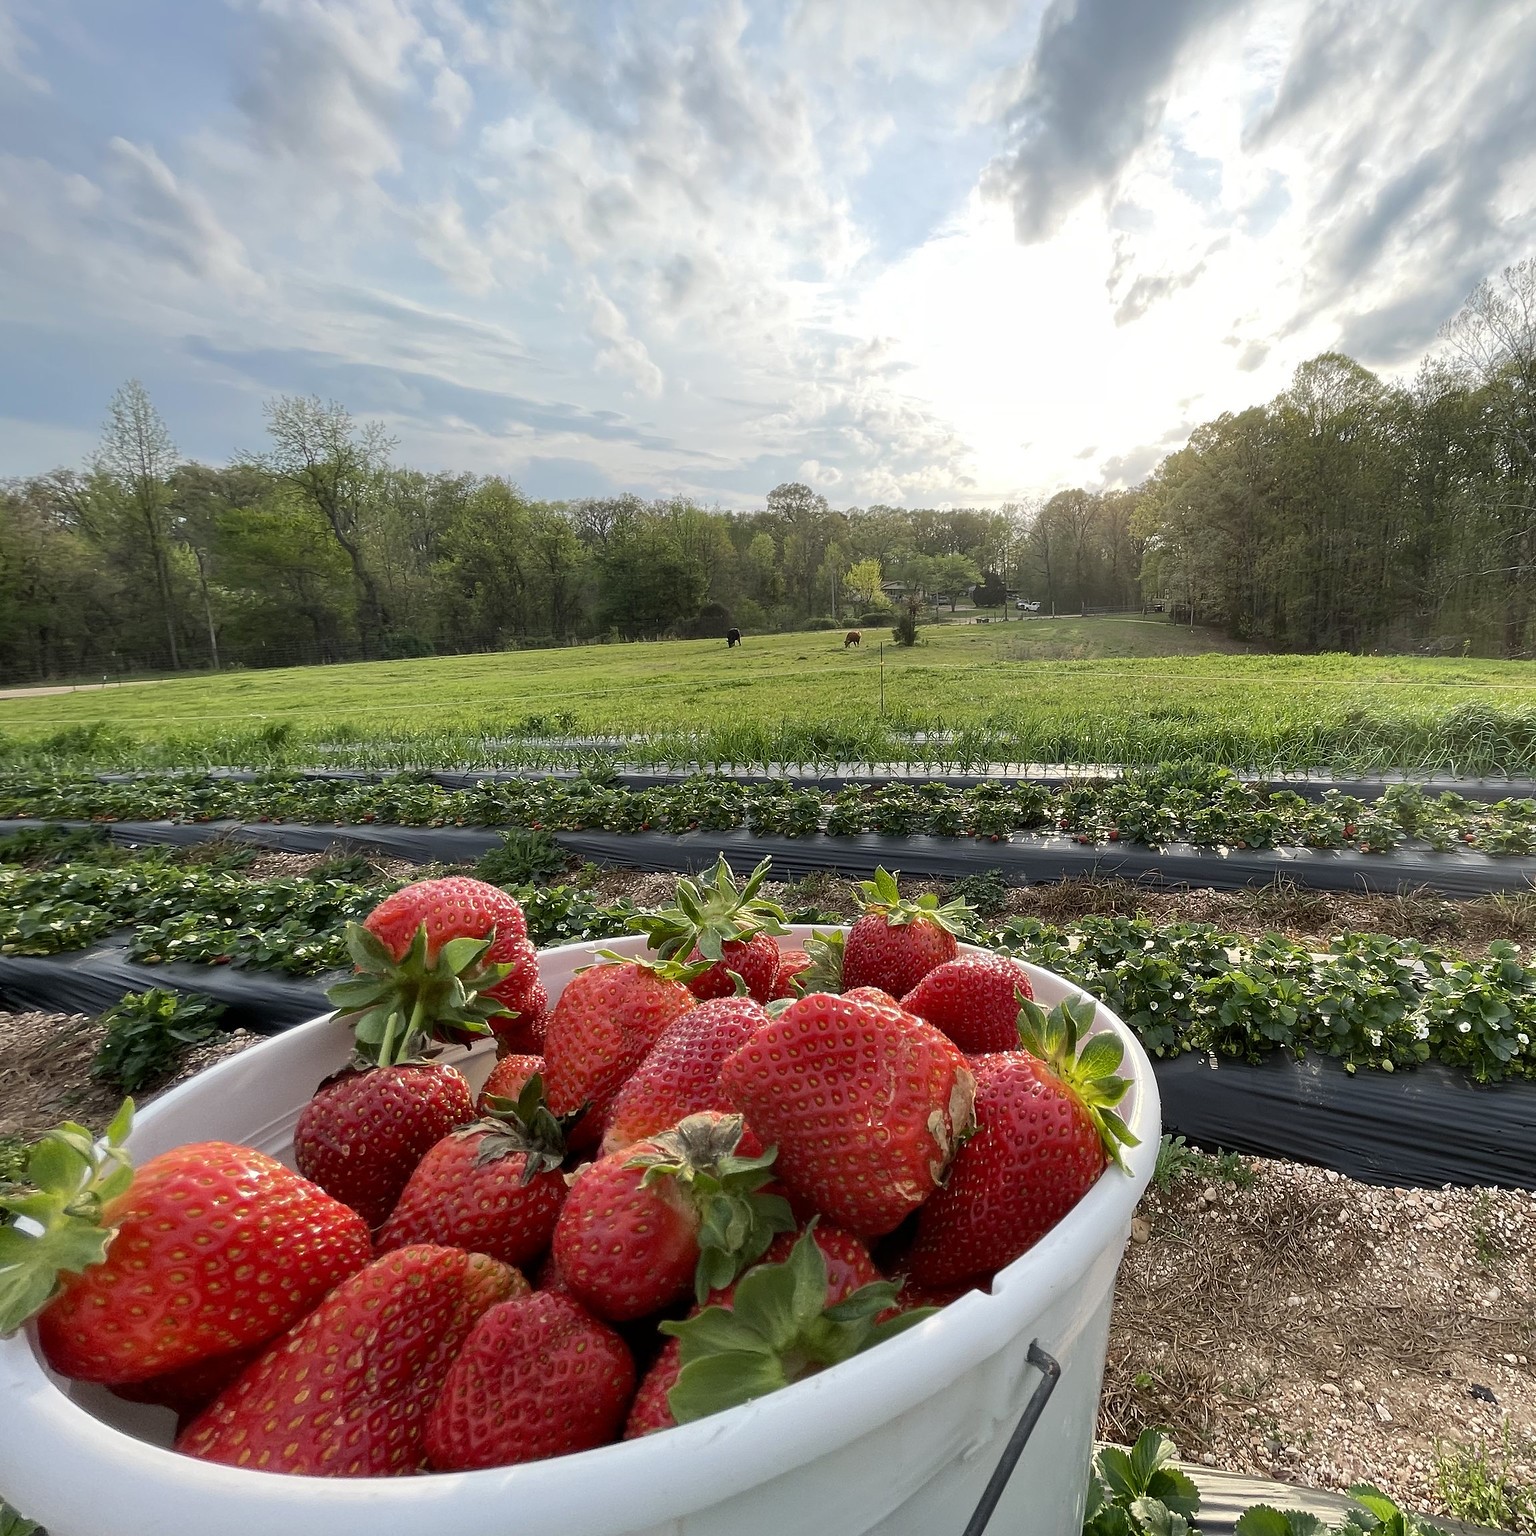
[600,995,769,1155]
[625,1336,684,1439]
[366,875,527,956]
[0,1104,372,1386]
[691,930,783,1002]
[376,1075,568,1268]
[552,1113,791,1321]
[629,856,788,1002]
[906,997,1136,1287]
[842,867,972,996]
[294,1062,475,1228]
[425,1291,635,1469]
[763,1221,882,1296]
[543,956,697,1142]
[328,878,529,1061]
[901,953,1036,1053]
[842,985,902,1007]
[654,1229,931,1429]
[894,1275,977,1310]
[484,936,549,1051]
[179,1245,520,1476]
[719,991,975,1236]
[477,1052,545,1113]
[769,948,811,1000]
[110,1344,264,1421]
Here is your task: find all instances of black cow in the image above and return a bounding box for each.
[726,628,742,648]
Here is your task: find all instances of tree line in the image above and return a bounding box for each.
[1,259,1531,681]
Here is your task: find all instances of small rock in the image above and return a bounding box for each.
[1350,1380,1366,1395]
[1286,1294,1304,1308]
[1200,1452,1216,1467]
[1265,1438,1283,1456]
[1320,1383,1341,1397]
[1130,1216,1151,1244]
[1470,1384,1498,1405]
[1375,1401,1392,1423]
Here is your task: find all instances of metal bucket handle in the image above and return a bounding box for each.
[960,1341,1062,1536]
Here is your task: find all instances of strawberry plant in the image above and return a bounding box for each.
[1082,1428,1202,1535]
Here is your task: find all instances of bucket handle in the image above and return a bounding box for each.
[959,1339,1062,1536]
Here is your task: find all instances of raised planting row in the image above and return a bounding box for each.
[0,842,632,975]
[5,765,1536,853]
[4,845,1534,1084]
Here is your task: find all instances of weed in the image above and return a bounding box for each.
[91,988,228,1094]
[1470,1191,1508,1268]
[1433,1426,1536,1534]
[474,828,568,888]
[950,866,1010,920]
[0,823,114,867]
[309,848,383,883]
[0,1135,28,1185]
[174,836,259,872]
[1153,1133,1258,1194]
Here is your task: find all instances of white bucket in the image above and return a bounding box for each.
[0,929,1160,1536]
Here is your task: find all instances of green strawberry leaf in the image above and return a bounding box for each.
[628,855,788,964]
[1015,996,1140,1171]
[662,1229,937,1426]
[667,1350,788,1422]
[0,1101,136,1335]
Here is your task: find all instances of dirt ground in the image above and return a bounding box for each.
[1106,1155,1536,1528]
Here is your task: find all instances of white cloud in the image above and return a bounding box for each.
[583,277,664,397]
[3,0,1536,504]
[0,2,47,92]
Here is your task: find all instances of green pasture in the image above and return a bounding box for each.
[2,618,1534,776]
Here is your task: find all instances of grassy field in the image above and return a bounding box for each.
[2,618,1534,775]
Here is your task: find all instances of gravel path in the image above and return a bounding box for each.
[1104,1155,1536,1528]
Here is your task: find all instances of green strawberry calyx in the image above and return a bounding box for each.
[627,856,789,967]
[583,950,712,985]
[625,1113,795,1302]
[1016,995,1140,1172]
[793,929,846,995]
[465,1072,572,1184]
[855,866,974,936]
[0,1099,136,1335]
[327,921,513,1068]
[661,1226,936,1424]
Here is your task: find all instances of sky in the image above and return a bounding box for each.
[1,0,1534,508]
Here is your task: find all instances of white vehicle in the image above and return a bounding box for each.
[1016,599,1041,612]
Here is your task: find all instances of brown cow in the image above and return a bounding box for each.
[844,630,861,648]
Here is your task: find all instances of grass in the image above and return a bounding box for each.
[3,619,1536,775]
[1434,1425,1536,1533]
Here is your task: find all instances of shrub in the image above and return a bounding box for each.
[859,610,891,627]
[891,600,921,647]
[688,601,734,639]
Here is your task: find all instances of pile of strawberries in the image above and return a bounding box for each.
[0,857,1135,1480]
